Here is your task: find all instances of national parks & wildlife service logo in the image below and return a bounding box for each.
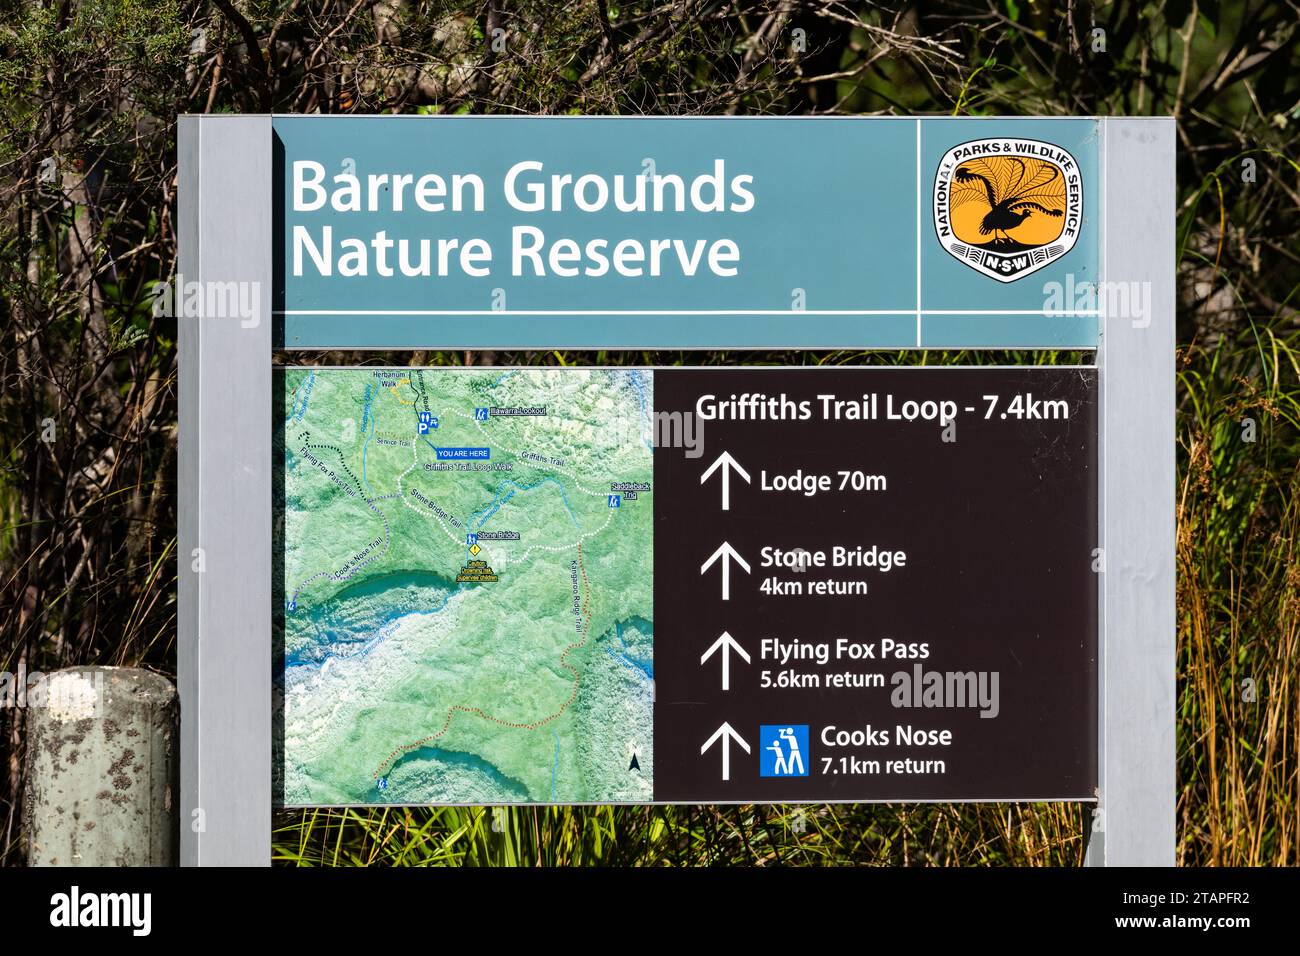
[933,138,1082,283]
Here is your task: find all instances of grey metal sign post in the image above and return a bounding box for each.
[1089,120,1176,864]
[178,116,272,866]
[177,114,1174,866]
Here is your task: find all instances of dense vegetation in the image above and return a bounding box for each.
[2,0,1297,865]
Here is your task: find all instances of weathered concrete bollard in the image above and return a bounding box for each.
[24,666,178,866]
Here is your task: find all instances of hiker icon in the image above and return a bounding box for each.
[759,725,810,777]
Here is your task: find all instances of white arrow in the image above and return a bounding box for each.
[700,541,751,601]
[700,631,751,691]
[699,451,751,511]
[700,721,751,781]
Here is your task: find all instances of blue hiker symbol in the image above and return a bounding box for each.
[760,724,809,777]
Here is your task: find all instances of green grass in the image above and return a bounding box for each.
[1176,324,1300,865]
[273,802,1091,866]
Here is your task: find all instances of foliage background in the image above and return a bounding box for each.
[1,0,1297,866]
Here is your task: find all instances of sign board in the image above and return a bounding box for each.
[179,116,1174,865]
[279,365,1095,805]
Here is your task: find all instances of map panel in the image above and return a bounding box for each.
[278,368,654,805]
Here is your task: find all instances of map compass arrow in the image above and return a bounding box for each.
[699,450,751,511]
[701,722,750,781]
[700,541,751,601]
[700,631,751,691]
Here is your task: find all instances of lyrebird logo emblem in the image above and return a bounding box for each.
[933,138,1082,282]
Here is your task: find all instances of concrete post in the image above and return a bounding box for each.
[23,666,178,866]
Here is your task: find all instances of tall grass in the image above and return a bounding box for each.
[1176,324,1300,865]
[273,803,1089,867]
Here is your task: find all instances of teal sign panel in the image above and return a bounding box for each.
[274,117,1099,349]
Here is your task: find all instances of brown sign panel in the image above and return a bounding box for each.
[652,367,1097,802]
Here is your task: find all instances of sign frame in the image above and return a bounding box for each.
[177,115,1174,866]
